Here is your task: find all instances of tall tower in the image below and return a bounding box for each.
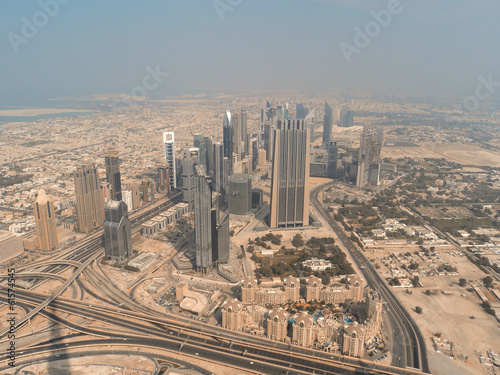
[193,165,212,273]
[104,149,122,201]
[177,148,200,210]
[323,101,333,147]
[327,142,338,178]
[223,110,233,160]
[104,200,131,262]
[269,119,310,229]
[34,189,58,251]
[163,132,177,189]
[213,142,225,193]
[74,163,105,234]
[356,127,383,187]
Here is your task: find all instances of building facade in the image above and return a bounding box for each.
[193,165,212,272]
[34,189,58,251]
[104,200,132,262]
[269,119,310,228]
[74,163,105,234]
[104,149,122,201]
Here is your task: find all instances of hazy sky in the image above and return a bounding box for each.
[1,0,499,106]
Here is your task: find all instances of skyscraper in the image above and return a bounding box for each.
[193,165,212,273]
[323,101,333,147]
[104,149,122,201]
[223,110,233,160]
[211,193,229,264]
[142,179,155,202]
[340,109,354,127]
[213,142,225,193]
[34,189,58,251]
[296,103,308,119]
[157,167,170,193]
[74,163,105,234]
[269,119,310,229]
[327,142,339,178]
[163,132,177,189]
[104,200,131,262]
[356,127,383,187]
[228,174,252,215]
[177,148,200,210]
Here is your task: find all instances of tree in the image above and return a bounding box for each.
[458,278,467,287]
[483,276,493,288]
[415,306,423,314]
[292,234,304,248]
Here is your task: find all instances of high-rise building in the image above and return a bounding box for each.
[258,149,267,167]
[122,190,133,213]
[130,183,141,210]
[228,174,252,215]
[263,122,273,162]
[323,101,333,147]
[193,165,212,272]
[269,119,310,229]
[296,104,308,120]
[163,132,177,189]
[157,167,170,193]
[74,163,105,234]
[211,193,229,264]
[356,127,383,187]
[104,200,131,262]
[142,179,155,202]
[327,142,338,178]
[104,149,122,201]
[305,109,315,141]
[34,189,58,251]
[230,110,248,161]
[177,148,200,210]
[223,110,233,164]
[213,142,225,193]
[340,109,354,127]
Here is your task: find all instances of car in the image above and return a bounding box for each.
[195,353,199,356]
[250,361,254,365]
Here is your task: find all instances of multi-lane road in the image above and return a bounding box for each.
[1,190,429,374]
[311,182,429,373]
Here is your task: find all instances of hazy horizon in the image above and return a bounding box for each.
[2,0,500,107]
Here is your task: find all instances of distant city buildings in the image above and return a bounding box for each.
[104,200,131,262]
[34,189,58,251]
[269,119,310,228]
[104,149,122,201]
[74,163,105,234]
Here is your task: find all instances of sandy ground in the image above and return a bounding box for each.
[11,354,156,375]
[382,142,500,167]
[368,242,500,375]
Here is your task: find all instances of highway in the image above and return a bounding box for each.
[0,190,429,374]
[310,182,429,373]
[0,287,426,375]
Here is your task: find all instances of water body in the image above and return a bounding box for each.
[0,111,95,125]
